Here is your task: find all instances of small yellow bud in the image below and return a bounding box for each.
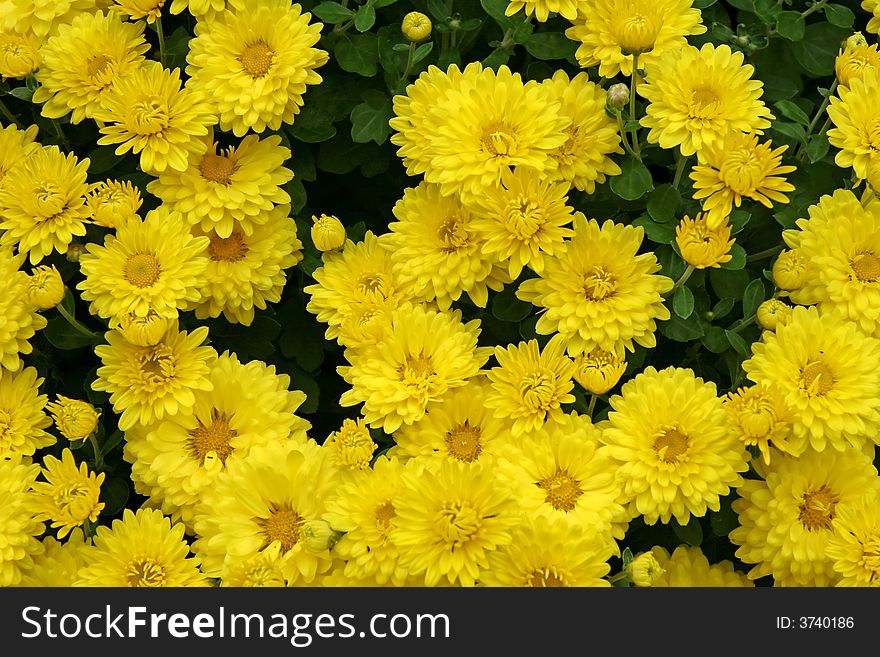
[45,395,101,442]
[66,243,87,263]
[675,213,735,269]
[606,83,630,111]
[627,552,666,587]
[0,32,40,79]
[756,298,792,331]
[772,249,807,291]
[301,520,339,553]
[573,348,627,395]
[846,32,869,49]
[112,310,174,347]
[85,180,142,230]
[311,214,347,253]
[25,265,66,310]
[402,11,432,43]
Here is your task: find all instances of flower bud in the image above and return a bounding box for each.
[25,265,66,310]
[311,214,346,253]
[772,249,807,291]
[606,83,630,111]
[756,298,792,331]
[0,32,40,79]
[85,180,142,230]
[66,243,87,263]
[573,348,626,395]
[675,213,734,269]
[402,11,432,43]
[46,395,101,442]
[626,552,666,587]
[113,310,174,347]
[301,520,339,553]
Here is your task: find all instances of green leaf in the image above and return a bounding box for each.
[659,313,705,342]
[726,0,754,10]
[354,4,376,32]
[775,11,805,41]
[742,278,765,318]
[693,0,717,7]
[491,288,532,322]
[481,48,510,69]
[610,158,653,201]
[334,33,380,77]
[712,297,736,320]
[646,184,681,223]
[523,32,577,60]
[729,210,751,235]
[100,478,130,516]
[631,215,675,244]
[412,41,434,65]
[372,0,398,7]
[772,120,806,144]
[710,498,740,537]
[86,145,124,175]
[792,23,850,77]
[753,0,782,24]
[673,285,695,320]
[701,326,729,353]
[480,0,516,26]
[720,244,747,270]
[710,268,750,299]
[725,329,751,356]
[805,134,830,163]
[426,0,449,21]
[312,1,355,24]
[350,95,392,145]
[43,317,96,350]
[8,86,33,101]
[774,100,811,127]
[671,516,703,547]
[824,3,855,28]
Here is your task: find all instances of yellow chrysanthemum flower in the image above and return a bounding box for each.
[0,249,47,372]
[0,122,39,185]
[466,166,575,280]
[772,248,808,292]
[390,377,512,468]
[186,206,302,325]
[836,33,880,87]
[627,551,666,586]
[169,0,229,19]
[92,324,216,431]
[124,351,309,529]
[741,305,880,454]
[782,189,880,336]
[828,75,880,185]
[865,0,880,35]
[565,0,706,78]
[481,515,614,586]
[497,412,628,544]
[826,492,880,586]
[0,30,41,79]
[78,206,209,320]
[110,0,166,22]
[304,231,414,346]
[541,70,623,193]
[146,132,293,239]
[94,61,216,173]
[46,395,101,442]
[338,304,492,433]
[390,459,517,587]
[516,214,674,356]
[75,507,209,587]
[675,213,735,268]
[602,366,749,525]
[310,214,346,253]
[323,418,376,474]
[645,545,752,587]
[0,0,97,39]
[220,542,287,587]
[185,0,328,137]
[723,384,795,466]
[505,0,578,21]
[485,336,576,437]
[756,298,792,331]
[29,448,104,539]
[32,11,149,124]
[323,455,410,586]
[19,529,90,586]
[0,366,53,462]
[730,446,880,586]
[572,347,627,395]
[690,132,795,229]
[84,179,142,229]
[639,43,774,156]
[111,309,174,347]
[0,144,90,264]
[192,441,339,585]
[0,460,43,586]
[384,181,510,309]
[25,264,65,310]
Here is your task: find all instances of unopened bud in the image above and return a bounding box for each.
[66,243,87,263]
[756,299,792,331]
[45,395,101,442]
[301,520,339,553]
[311,214,346,253]
[772,250,807,291]
[113,310,174,347]
[627,552,666,587]
[25,265,65,310]
[402,11,432,43]
[607,83,630,111]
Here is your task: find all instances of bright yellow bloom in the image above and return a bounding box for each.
[565,0,706,78]
[185,0,328,137]
[541,70,623,193]
[723,384,795,465]
[0,30,41,79]
[19,529,90,586]
[646,545,752,586]
[506,0,579,21]
[0,122,39,185]
[602,366,749,525]
[691,132,795,229]
[390,459,517,586]
[756,298,792,331]
[24,264,65,310]
[836,32,880,87]
[92,324,216,431]
[94,61,216,174]
[46,395,101,442]
[572,347,627,395]
[401,11,432,40]
[146,131,294,239]
[0,248,47,372]
[826,492,880,586]
[311,214,346,253]
[0,144,90,264]
[78,206,209,321]
[467,166,575,280]
[517,215,673,356]
[828,75,880,185]
[323,418,376,473]
[772,248,808,291]
[32,11,149,124]
[730,446,880,586]
[627,552,666,586]
[168,0,229,19]
[0,460,43,586]
[75,508,209,586]
[675,213,735,268]
[85,179,142,229]
[0,0,98,39]
[219,542,286,587]
[111,309,174,347]
[0,366,53,462]
[338,304,492,433]
[29,449,104,539]
[385,181,510,309]
[863,0,880,37]
[640,43,774,156]
[110,0,166,22]
[485,336,576,437]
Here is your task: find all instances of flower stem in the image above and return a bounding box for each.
[587,394,597,419]
[672,264,695,291]
[0,97,22,128]
[57,301,98,340]
[730,313,756,333]
[629,53,641,159]
[615,110,638,159]
[795,79,837,160]
[746,244,784,262]
[401,41,415,81]
[156,15,167,67]
[88,432,104,471]
[672,154,690,190]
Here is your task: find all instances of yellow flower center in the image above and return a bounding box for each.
[357,273,389,297]
[131,96,170,135]
[719,146,765,195]
[438,214,470,251]
[260,504,304,553]
[33,181,66,217]
[615,14,660,53]
[582,266,616,300]
[124,253,161,288]
[208,231,249,262]
[653,428,689,463]
[189,409,237,464]
[239,40,274,78]
[688,87,721,120]
[520,372,557,411]
[482,126,517,157]
[858,536,880,575]
[436,502,480,546]
[526,567,568,587]
[798,485,839,531]
[398,353,435,385]
[851,252,880,282]
[136,344,176,388]
[375,501,396,530]
[737,395,777,439]
[506,196,543,239]
[54,484,97,521]
[126,558,167,587]
[86,54,113,78]
[538,468,583,512]
[800,361,834,397]
[445,421,483,463]
[199,152,236,184]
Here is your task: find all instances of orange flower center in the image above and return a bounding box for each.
[374,501,396,530]
[852,252,880,282]
[124,253,160,288]
[800,361,834,397]
[653,428,689,463]
[189,409,237,464]
[199,152,236,184]
[126,558,167,587]
[260,504,304,553]
[482,126,517,157]
[527,567,568,587]
[582,266,616,300]
[208,231,248,262]
[239,40,274,78]
[86,54,113,78]
[445,421,483,463]
[798,485,839,531]
[538,468,583,512]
